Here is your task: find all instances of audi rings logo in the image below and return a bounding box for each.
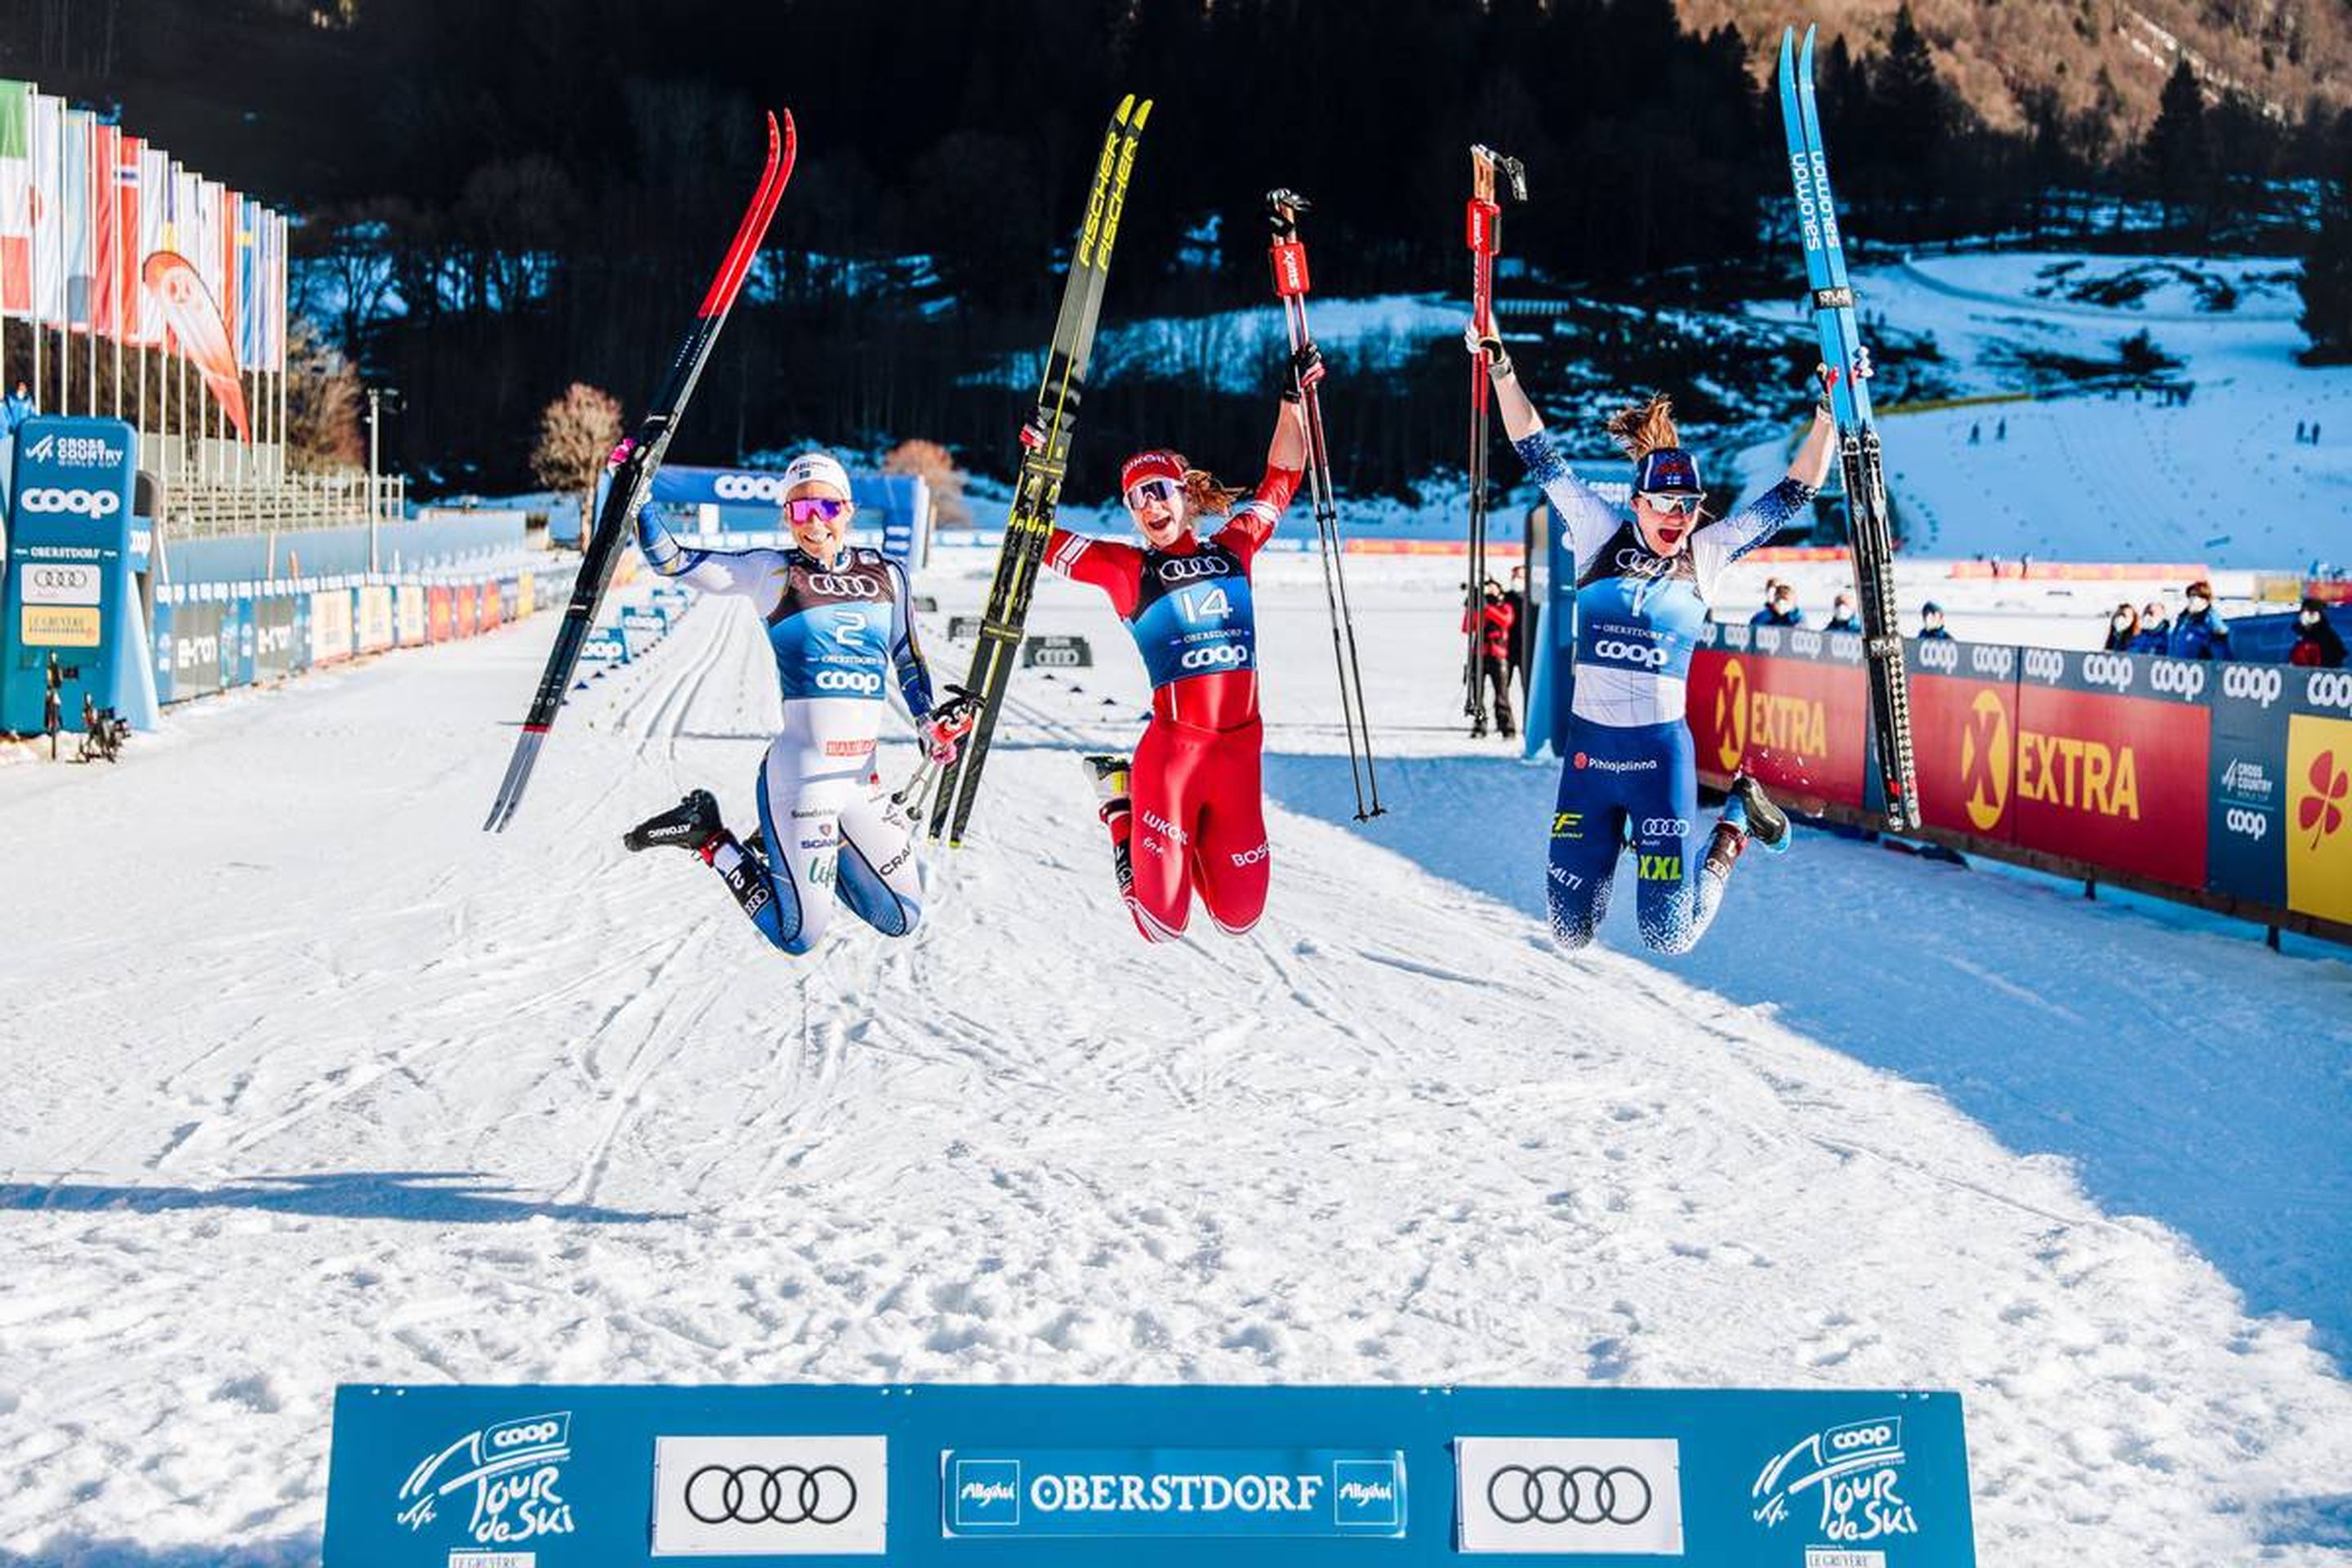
[685,1464,857,1526]
[1639,817,1690,839]
[20,486,122,518]
[1968,644,2016,679]
[1488,1465,1653,1526]
[2222,665,2283,707]
[2148,659,2207,700]
[2081,652,2136,692]
[713,472,791,501]
[2022,647,2065,684]
[808,573,879,597]
[1915,638,1958,673]
[1156,555,1231,581]
[2306,670,2352,713]
[1180,644,1249,670]
[813,668,883,694]
[1593,637,1668,668]
[2225,807,2268,841]
[27,567,84,590]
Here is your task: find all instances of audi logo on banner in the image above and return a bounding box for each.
[2306,670,2352,713]
[2147,659,2207,700]
[2022,647,2065,684]
[1968,644,2016,679]
[1156,555,1232,581]
[20,486,122,518]
[2080,653,2136,692]
[2221,666,2283,707]
[1456,1437,1685,1554]
[20,564,100,606]
[1916,638,1958,673]
[652,1436,888,1556]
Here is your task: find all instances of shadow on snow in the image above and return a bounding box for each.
[0,1171,675,1225]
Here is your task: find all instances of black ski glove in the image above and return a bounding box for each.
[1281,342,1325,403]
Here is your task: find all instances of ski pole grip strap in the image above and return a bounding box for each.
[1466,199,1499,255]
[1270,240,1310,298]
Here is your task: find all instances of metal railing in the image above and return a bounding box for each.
[162,472,408,541]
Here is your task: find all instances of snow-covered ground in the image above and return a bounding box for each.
[2,548,2348,1566]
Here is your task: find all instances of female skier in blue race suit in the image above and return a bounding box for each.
[1469,325,1838,953]
[621,452,967,956]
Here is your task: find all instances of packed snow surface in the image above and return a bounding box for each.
[2,548,2347,1566]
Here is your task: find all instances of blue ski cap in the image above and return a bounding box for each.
[1633,447,1703,496]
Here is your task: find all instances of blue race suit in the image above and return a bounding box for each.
[638,506,934,955]
[1514,428,1816,953]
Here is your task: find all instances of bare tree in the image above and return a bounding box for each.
[531,382,622,545]
[881,438,972,529]
[284,320,365,472]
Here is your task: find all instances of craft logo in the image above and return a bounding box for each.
[1958,689,2011,833]
[396,1411,576,1548]
[2017,728,2139,820]
[1713,658,1749,771]
[1752,1417,1916,1547]
[2287,719,2352,925]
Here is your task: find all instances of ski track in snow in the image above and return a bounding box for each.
[1,553,2348,1566]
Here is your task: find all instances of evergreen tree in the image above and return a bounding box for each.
[2145,59,2209,229]
[2300,114,2352,363]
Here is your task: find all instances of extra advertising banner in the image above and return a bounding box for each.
[1689,625,1870,809]
[355,584,394,653]
[322,1384,1976,1568]
[1907,640,2021,842]
[310,587,354,665]
[455,585,479,639]
[427,586,452,643]
[252,596,297,684]
[2012,648,2209,889]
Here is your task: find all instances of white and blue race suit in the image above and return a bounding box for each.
[638,506,935,955]
[1514,427,1817,953]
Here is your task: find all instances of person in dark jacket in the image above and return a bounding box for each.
[1463,577,1517,738]
[1824,591,1861,634]
[1918,600,1953,640]
[2128,601,2172,653]
[2166,580,2233,661]
[2102,602,2140,652]
[2291,598,2348,668]
[1750,581,1805,628]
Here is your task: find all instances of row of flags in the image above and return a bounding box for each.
[0,78,287,377]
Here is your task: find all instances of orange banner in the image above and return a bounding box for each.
[143,249,251,440]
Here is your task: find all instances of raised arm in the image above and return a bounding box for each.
[1469,325,1620,572]
[1690,401,1837,589]
[635,504,787,605]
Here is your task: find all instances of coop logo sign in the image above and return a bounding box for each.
[18,486,122,518]
[2222,666,2283,707]
[1914,638,1958,673]
[651,1435,888,1557]
[1456,1437,1685,1555]
[1967,644,2014,679]
[2022,647,2065,684]
[2147,658,2207,700]
[2306,671,2352,713]
[1181,644,1250,670]
[941,1449,1406,1539]
[2079,653,2135,693]
[1752,1417,1917,1548]
[711,472,798,502]
[1593,637,1668,668]
[395,1411,577,1549]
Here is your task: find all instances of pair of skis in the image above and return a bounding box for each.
[1463,145,1526,731]
[483,111,796,832]
[1779,27,1922,831]
[1267,190,1383,821]
[924,95,1152,848]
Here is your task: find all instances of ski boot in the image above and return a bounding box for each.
[1704,773,1790,878]
[622,789,724,856]
[1082,754,1138,898]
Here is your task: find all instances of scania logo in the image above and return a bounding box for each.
[808,573,879,597]
[2225,807,2268,841]
[2147,659,2207,700]
[1180,644,1249,670]
[684,1464,857,1526]
[20,486,121,517]
[1968,644,2015,679]
[713,472,790,501]
[2221,666,2282,706]
[1915,638,1958,673]
[1487,1465,1654,1526]
[1157,556,1231,581]
[2022,647,2064,684]
[2080,653,2135,692]
[1593,637,1668,668]
[2305,670,2352,712]
[813,668,883,694]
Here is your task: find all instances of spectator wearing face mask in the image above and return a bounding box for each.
[1824,592,1861,634]
[2128,601,2172,653]
[2166,580,2232,661]
[2102,602,2140,652]
[1918,600,1953,640]
[1750,581,1804,627]
[2290,597,2347,668]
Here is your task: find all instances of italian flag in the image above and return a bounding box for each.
[0,79,30,316]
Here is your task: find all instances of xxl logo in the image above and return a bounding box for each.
[1156,555,1230,581]
[397,1411,577,1546]
[1637,853,1682,882]
[1713,657,1750,771]
[19,486,122,517]
[1752,1418,1915,1544]
[2018,728,2139,819]
[1593,637,1668,668]
[2080,653,2135,692]
[1958,689,2011,832]
[2222,665,2282,707]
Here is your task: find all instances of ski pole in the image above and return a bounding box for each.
[1464,145,1526,731]
[1267,189,1383,820]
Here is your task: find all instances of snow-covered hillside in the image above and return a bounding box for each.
[2,549,2346,1566]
